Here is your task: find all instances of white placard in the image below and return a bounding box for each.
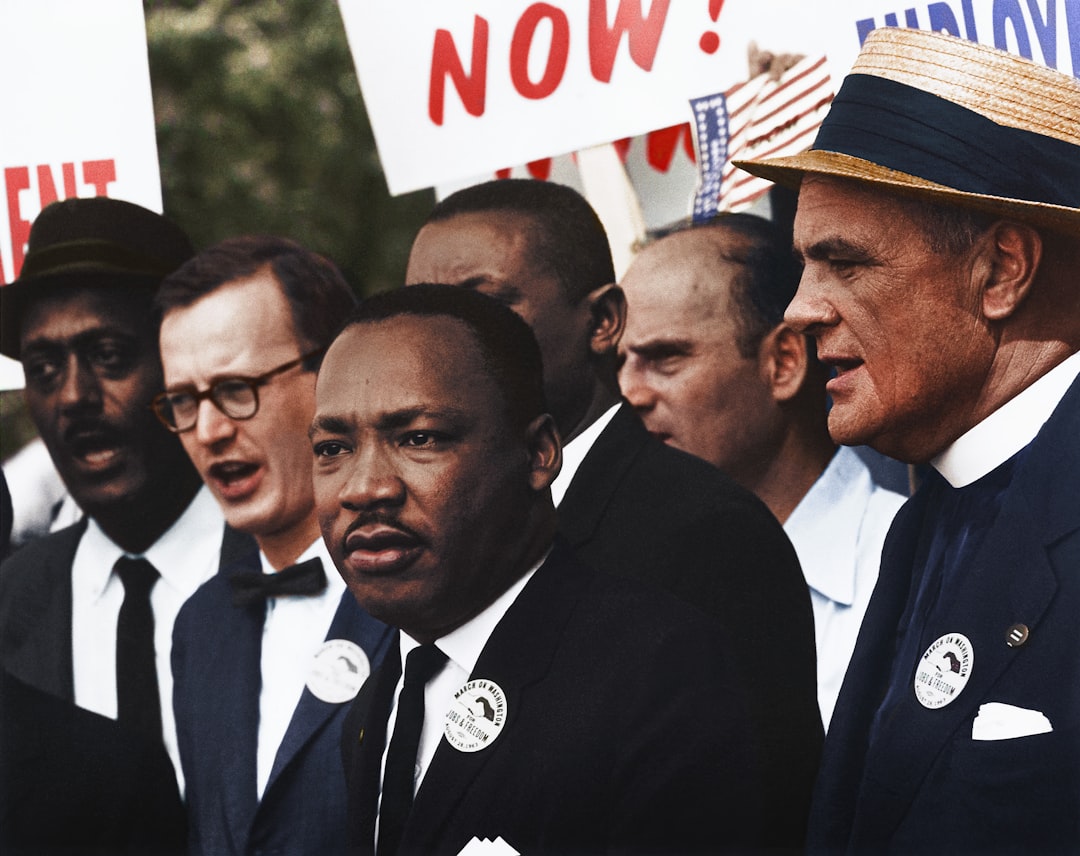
[0,0,164,287]
[339,0,815,195]
[822,0,1080,80]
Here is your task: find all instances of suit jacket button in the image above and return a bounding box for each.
[1005,624,1030,648]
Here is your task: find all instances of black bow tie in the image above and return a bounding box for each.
[230,557,328,607]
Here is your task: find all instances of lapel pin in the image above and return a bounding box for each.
[914,632,974,709]
[1005,623,1030,648]
[445,679,507,753]
[306,639,370,704]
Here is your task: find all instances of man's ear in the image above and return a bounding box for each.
[758,323,808,403]
[525,413,562,492]
[979,221,1042,322]
[586,283,626,357]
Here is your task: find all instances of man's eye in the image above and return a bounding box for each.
[313,441,350,458]
[827,257,859,276]
[401,432,440,448]
[23,357,62,389]
[89,340,136,374]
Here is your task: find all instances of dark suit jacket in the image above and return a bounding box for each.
[343,540,765,856]
[559,403,822,847]
[173,552,395,856]
[0,517,252,700]
[0,669,186,856]
[808,374,1080,853]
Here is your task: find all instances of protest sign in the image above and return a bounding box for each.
[824,0,1080,78]
[0,0,163,288]
[339,0,813,195]
[0,0,162,387]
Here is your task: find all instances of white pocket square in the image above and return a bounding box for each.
[457,836,520,856]
[972,702,1053,740]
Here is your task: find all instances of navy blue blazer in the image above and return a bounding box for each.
[343,539,766,855]
[173,552,394,856]
[808,373,1080,852]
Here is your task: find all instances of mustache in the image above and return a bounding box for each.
[61,417,125,449]
[343,511,425,543]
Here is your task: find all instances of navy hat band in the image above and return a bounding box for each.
[812,73,1080,209]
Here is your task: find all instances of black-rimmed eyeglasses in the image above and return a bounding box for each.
[151,348,325,433]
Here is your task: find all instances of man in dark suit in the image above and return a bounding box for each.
[0,669,186,855]
[0,197,235,827]
[312,284,767,855]
[156,236,394,855]
[738,26,1080,851]
[405,178,821,848]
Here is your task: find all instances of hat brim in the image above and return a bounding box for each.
[0,271,160,360]
[733,150,1080,236]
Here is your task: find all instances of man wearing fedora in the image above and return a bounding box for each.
[0,197,242,846]
[738,27,1080,851]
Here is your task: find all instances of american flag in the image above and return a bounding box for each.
[693,54,834,215]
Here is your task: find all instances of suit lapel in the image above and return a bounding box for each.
[849,376,1080,842]
[263,591,392,794]
[5,520,85,700]
[557,403,645,547]
[210,555,265,849]
[401,542,587,850]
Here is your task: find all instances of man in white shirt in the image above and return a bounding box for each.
[619,213,907,726]
[738,26,1080,852]
[0,197,229,849]
[157,236,393,856]
[313,283,768,855]
[404,179,822,849]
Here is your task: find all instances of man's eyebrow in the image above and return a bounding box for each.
[797,237,873,263]
[375,406,470,431]
[22,327,140,352]
[309,415,352,439]
[627,338,693,358]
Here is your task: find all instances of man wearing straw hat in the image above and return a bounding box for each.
[737,26,1080,852]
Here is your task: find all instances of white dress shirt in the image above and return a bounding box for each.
[375,553,547,843]
[550,402,621,507]
[255,537,347,798]
[784,446,907,728]
[71,485,225,789]
[933,349,1080,487]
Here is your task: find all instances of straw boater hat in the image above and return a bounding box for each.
[0,196,193,359]
[735,27,1080,235]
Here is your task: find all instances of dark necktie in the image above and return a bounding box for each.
[378,644,448,856]
[114,556,162,742]
[229,556,327,607]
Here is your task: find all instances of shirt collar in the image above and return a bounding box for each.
[784,446,870,607]
[399,548,549,676]
[933,350,1080,487]
[82,485,224,601]
[550,402,622,507]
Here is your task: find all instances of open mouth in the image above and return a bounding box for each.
[64,425,126,472]
[207,460,262,500]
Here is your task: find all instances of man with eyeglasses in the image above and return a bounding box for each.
[0,197,236,852]
[156,235,393,856]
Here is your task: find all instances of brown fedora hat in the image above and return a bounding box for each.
[734,27,1080,235]
[1,197,194,359]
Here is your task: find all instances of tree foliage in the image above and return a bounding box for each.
[145,0,433,296]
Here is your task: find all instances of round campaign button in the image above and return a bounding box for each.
[914,632,974,709]
[306,639,370,704]
[444,679,508,753]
